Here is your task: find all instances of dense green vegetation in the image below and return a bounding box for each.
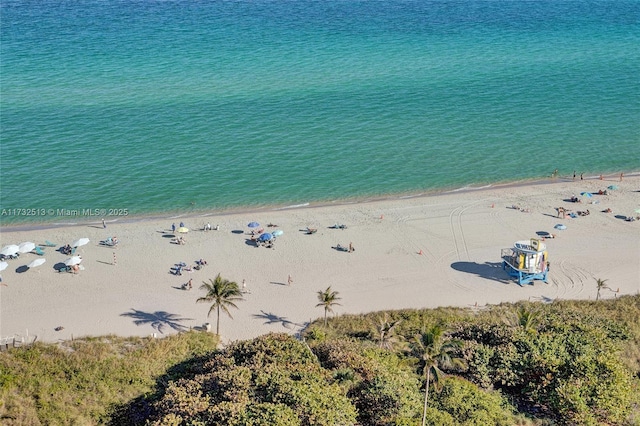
[0,332,218,425]
[1,296,639,425]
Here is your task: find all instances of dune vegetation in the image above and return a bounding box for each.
[1,296,639,425]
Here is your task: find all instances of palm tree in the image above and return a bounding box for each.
[196,274,243,335]
[595,278,609,301]
[316,286,342,326]
[506,305,539,334]
[374,313,403,350]
[411,324,465,426]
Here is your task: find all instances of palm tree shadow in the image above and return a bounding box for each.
[120,309,193,334]
[450,261,511,284]
[253,310,304,330]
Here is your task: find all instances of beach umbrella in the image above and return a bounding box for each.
[554,224,567,230]
[18,242,36,253]
[248,222,260,228]
[272,230,284,237]
[64,256,82,266]
[607,185,619,190]
[1,245,20,257]
[0,261,8,271]
[258,233,273,242]
[634,208,640,214]
[580,192,592,198]
[27,258,46,269]
[177,227,189,233]
[72,238,90,248]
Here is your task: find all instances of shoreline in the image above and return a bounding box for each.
[2,172,636,233]
[1,174,638,345]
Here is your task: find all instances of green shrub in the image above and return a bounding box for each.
[146,333,358,426]
[432,376,517,425]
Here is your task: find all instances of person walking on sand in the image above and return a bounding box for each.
[287,274,293,286]
[349,242,354,253]
[102,218,106,229]
[242,279,248,293]
[580,173,583,180]
[573,171,576,181]
[171,223,176,233]
[620,172,624,181]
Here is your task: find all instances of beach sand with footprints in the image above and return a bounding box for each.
[1,174,639,345]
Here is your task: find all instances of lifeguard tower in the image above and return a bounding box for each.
[501,239,549,285]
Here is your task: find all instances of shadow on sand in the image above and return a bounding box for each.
[450,261,511,284]
[120,309,193,334]
[253,310,306,331]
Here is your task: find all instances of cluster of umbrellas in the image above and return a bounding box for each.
[0,242,48,271]
[0,237,89,273]
[0,242,35,257]
[248,222,284,242]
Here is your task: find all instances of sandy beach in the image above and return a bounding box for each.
[1,175,639,345]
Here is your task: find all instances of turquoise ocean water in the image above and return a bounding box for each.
[1,0,639,226]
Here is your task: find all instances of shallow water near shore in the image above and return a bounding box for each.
[2,0,639,226]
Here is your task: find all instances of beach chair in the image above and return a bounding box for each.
[44,240,57,247]
[33,247,45,256]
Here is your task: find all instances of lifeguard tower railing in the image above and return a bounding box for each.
[501,240,548,286]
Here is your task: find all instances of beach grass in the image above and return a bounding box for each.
[0,331,218,425]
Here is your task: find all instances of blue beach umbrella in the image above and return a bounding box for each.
[554,224,567,230]
[258,233,273,242]
[248,222,260,228]
[580,192,592,198]
[272,230,284,237]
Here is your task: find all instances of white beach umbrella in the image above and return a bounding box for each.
[64,256,82,266]
[72,238,90,248]
[0,245,20,256]
[28,258,46,269]
[18,242,36,253]
[0,261,8,271]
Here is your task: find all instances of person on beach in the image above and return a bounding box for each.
[620,172,624,181]
[179,222,185,228]
[580,173,583,180]
[102,218,106,229]
[349,242,354,253]
[573,171,576,181]
[171,223,176,233]
[242,279,247,293]
[287,274,293,286]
